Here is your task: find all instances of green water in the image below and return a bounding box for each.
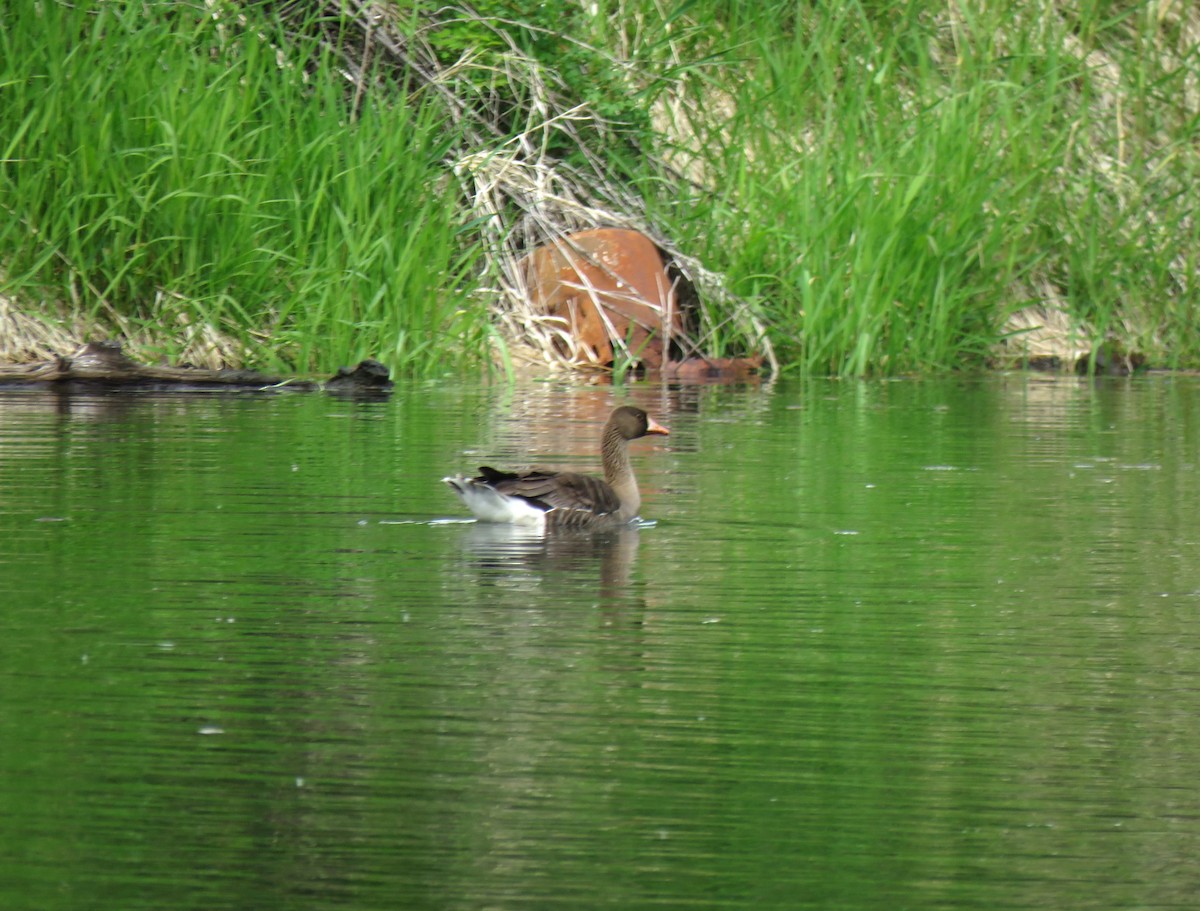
[2,376,1199,910]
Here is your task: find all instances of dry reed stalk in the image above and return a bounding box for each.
[996,296,1092,369]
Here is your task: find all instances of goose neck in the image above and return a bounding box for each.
[602,425,639,518]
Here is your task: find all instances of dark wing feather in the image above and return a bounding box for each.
[475,466,621,517]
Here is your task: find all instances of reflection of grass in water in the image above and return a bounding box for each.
[2,1,1198,376]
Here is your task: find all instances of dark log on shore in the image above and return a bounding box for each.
[0,341,393,394]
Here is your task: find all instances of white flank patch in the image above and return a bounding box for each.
[443,476,548,528]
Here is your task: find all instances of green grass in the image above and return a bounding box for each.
[0,1,485,375]
[623,0,1200,373]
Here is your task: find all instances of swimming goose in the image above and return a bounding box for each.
[443,406,669,529]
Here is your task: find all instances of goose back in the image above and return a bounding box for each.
[474,466,623,527]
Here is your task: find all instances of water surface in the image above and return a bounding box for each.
[2,376,1198,909]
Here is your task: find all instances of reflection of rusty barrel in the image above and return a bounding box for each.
[519,228,683,368]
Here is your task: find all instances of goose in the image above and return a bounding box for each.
[443,405,669,529]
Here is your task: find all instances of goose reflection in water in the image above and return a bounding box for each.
[456,521,643,605]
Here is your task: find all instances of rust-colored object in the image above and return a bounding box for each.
[521,228,683,368]
[519,227,765,380]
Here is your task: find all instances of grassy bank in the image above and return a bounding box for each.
[0,1,486,374]
[613,0,1200,373]
[2,1,1197,375]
